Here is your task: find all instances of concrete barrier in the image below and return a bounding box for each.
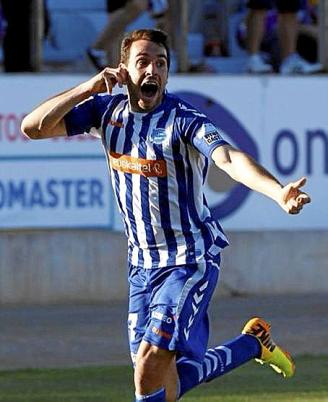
[0,230,327,305]
[0,230,128,305]
[221,231,328,295]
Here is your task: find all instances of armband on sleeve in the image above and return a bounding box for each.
[192,122,229,158]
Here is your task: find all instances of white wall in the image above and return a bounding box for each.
[0,229,327,305]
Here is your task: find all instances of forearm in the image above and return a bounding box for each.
[21,82,92,139]
[214,147,283,203]
[21,67,127,140]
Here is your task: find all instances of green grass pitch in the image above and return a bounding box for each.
[0,356,327,401]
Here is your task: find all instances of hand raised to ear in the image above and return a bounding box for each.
[102,64,129,94]
[81,65,129,95]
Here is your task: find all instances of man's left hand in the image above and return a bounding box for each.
[278,177,311,214]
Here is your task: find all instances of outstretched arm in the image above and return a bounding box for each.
[21,66,128,139]
[212,144,311,214]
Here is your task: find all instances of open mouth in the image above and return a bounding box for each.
[140,82,159,99]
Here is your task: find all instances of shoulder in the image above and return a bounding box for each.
[164,93,213,143]
[165,93,206,120]
[92,92,127,108]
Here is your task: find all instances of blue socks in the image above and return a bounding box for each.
[135,387,166,401]
[176,334,260,398]
[134,335,260,400]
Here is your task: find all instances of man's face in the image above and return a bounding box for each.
[124,39,168,112]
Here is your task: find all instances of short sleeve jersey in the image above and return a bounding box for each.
[65,92,229,269]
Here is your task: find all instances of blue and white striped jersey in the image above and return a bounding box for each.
[65,92,229,269]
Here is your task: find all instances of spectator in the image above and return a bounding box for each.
[87,0,168,70]
[245,0,322,74]
[172,0,218,72]
[297,0,319,63]
[203,0,241,57]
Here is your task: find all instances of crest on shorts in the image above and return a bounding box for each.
[149,128,167,144]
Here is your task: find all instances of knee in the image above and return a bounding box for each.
[136,346,167,375]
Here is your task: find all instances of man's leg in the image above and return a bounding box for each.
[176,317,295,399]
[132,259,219,401]
[276,0,322,74]
[128,264,181,401]
[93,0,148,66]
[134,341,177,402]
[134,335,259,401]
[246,8,266,56]
[176,333,260,398]
[245,0,273,73]
[275,0,300,60]
[134,322,291,401]
[88,0,148,69]
[277,12,298,60]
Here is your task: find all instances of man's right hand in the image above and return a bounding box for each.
[82,65,129,95]
[21,66,129,140]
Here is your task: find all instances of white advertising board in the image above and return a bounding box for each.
[168,76,327,230]
[0,75,113,228]
[0,74,326,230]
[0,158,112,228]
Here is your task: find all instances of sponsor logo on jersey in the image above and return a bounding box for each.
[149,128,167,144]
[109,152,167,177]
[109,120,124,128]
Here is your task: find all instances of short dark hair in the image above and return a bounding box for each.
[120,29,171,70]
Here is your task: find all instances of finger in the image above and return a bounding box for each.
[115,73,125,88]
[119,63,129,84]
[298,199,310,207]
[296,194,311,206]
[103,69,118,88]
[292,176,307,190]
[104,77,113,94]
[289,204,303,214]
[289,200,299,209]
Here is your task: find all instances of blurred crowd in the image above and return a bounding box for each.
[0,0,324,74]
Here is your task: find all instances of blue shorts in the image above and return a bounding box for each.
[127,254,220,363]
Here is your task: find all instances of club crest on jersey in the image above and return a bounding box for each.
[149,128,167,144]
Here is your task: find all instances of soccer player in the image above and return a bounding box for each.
[21,29,310,402]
